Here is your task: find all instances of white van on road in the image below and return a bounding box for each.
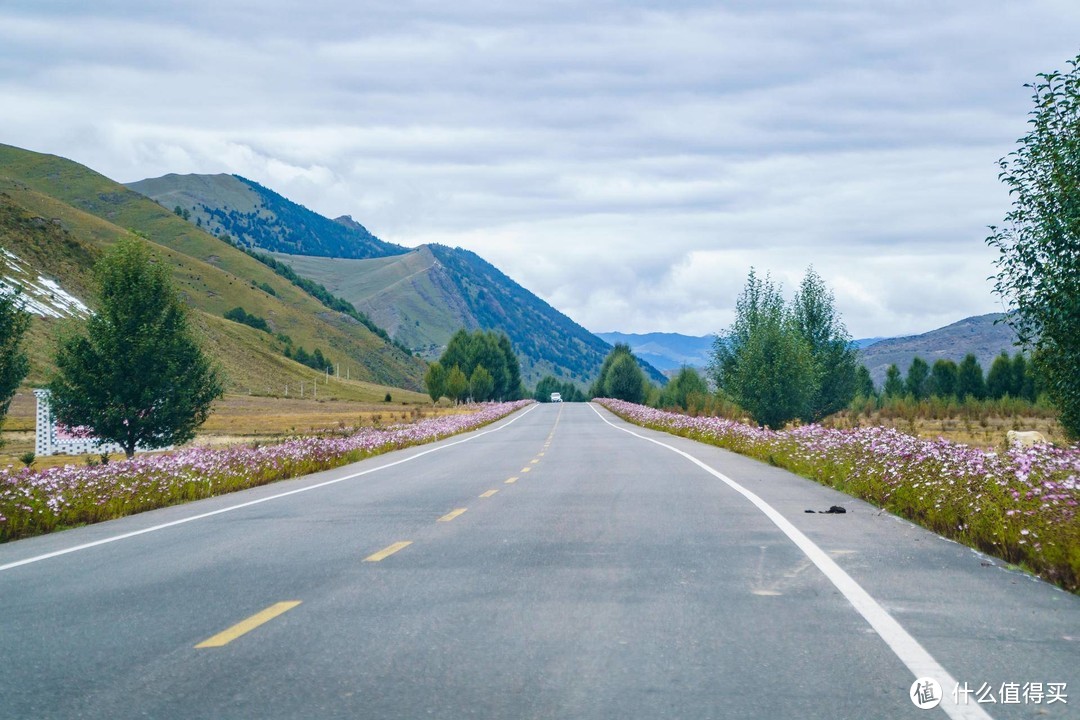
[550,392,562,403]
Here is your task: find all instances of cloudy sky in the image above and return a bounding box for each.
[2,1,1079,338]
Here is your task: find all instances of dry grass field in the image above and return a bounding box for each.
[0,390,457,470]
[822,409,1065,449]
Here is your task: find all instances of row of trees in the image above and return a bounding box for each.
[878,352,1038,402]
[534,376,587,403]
[424,329,524,403]
[224,306,271,333]
[533,350,709,411]
[285,344,334,373]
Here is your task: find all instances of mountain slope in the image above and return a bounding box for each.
[858,313,1019,386]
[127,173,405,259]
[428,244,667,386]
[271,246,476,354]
[129,172,665,387]
[268,246,667,387]
[0,144,427,394]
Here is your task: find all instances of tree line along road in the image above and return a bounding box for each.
[0,402,1075,719]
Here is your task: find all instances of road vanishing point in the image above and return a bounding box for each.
[1,403,1076,719]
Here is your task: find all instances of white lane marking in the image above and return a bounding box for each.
[588,403,992,720]
[0,404,540,573]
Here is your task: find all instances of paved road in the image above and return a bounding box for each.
[0,403,1076,719]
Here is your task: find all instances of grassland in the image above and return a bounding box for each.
[0,389,439,470]
[821,410,1064,449]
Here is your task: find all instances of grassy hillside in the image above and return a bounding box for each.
[429,244,666,386]
[859,313,1019,386]
[270,246,478,356]
[125,169,667,388]
[271,245,666,387]
[128,173,405,259]
[0,144,427,392]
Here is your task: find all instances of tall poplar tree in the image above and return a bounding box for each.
[987,54,1080,437]
[791,268,857,421]
[711,269,813,429]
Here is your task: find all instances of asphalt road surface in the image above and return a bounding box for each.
[1,403,1076,719]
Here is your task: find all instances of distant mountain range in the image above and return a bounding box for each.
[126,173,665,387]
[857,313,1019,386]
[595,332,715,372]
[600,317,1019,389]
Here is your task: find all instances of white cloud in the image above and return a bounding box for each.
[1,0,1076,339]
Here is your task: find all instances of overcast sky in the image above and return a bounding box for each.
[2,1,1079,338]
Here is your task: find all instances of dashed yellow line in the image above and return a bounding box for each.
[195,601,302,648]
[438,508,468,522]
[480,489,499,498]
[364,541,413,562]
[530,458,540,464]
[505,476,518,484]
[521,467,531,473]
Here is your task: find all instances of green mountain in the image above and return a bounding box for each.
[127,173,404,259]
[858,314,1020,387]
[128,173,664,387]
[0,144,428,397]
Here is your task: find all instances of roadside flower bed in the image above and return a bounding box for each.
[596,399,1080,593]
[0,400,532,541]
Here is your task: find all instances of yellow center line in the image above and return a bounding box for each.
[530,459,539,464]
[438,508,468,522]
[195,601,302,648]
[505,476,518,484]
[364,540,413,562]
[480,489,499,498]
[520,467,531,473]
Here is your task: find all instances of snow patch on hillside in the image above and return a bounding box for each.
[0,247,91,319]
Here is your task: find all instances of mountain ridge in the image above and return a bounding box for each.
[857,313,1019,386]
[128,172,666,387]
[600,317,1020,389]
[127,174,405,259]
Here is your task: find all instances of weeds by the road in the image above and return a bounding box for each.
[0,400,532,542]
[597,399,1080,593]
